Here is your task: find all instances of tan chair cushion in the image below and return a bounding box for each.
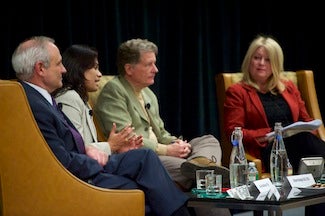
[88,75,115,141]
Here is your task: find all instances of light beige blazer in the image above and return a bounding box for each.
[55,90,111,155]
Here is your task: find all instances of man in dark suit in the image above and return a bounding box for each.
[11,36,190,216]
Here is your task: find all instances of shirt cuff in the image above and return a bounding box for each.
[156,143,167,155]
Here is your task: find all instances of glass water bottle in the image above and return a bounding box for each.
[270,122,290,187]
[229,127,248,188]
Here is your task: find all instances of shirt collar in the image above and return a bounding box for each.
[24,81,53,105]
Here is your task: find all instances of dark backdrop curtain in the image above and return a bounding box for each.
[2,0,324,143]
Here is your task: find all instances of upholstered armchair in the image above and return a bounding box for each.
[0,80,145,216]
[215,70,325,179]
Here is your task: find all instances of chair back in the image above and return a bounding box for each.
[88,75,115,141]
[0,80,144,216]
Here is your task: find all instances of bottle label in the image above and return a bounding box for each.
[248,173,257,181]
[287,168,293,176]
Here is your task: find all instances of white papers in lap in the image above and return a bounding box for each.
[266,119,322,139]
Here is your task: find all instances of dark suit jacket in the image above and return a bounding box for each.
[21,81,141,187]
[21,81,103,180]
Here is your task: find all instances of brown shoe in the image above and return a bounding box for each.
[181,156,230,188]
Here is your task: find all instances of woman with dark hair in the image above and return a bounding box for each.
[53,44,143,155]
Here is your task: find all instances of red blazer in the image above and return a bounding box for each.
[224,80,313,171]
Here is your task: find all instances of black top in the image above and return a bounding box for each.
[258,92,293,127]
